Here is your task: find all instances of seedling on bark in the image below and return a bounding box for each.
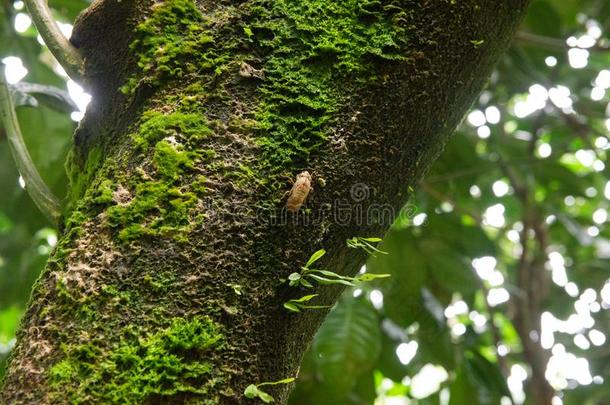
[244,377,295,403]
[283,294,330,313]
[346,236,388,256]
[287,248,390,291]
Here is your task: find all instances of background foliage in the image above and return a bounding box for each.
[0,0,609,404]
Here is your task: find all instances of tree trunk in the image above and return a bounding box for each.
[1,0,529,403]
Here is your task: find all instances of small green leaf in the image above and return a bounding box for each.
[300,278,314,288]
[292,294,318,303]
[305,249,326,267]
[258,377,296,386]
[244,384,274,403]
[360,237,383,242]
[288,273,302,286]
[283,302,300,312]
[355,273,391,282]
[308,274,356,287]
[300,305,331,310]
[309,269,355,281]
[244,384,258,398]
[470,39,485,48]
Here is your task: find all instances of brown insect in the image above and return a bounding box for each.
[286,171,313,213]
[239,62,265,80]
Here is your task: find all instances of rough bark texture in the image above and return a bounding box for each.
[1,0,529,403]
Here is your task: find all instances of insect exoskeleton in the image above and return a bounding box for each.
[286,171,313,213]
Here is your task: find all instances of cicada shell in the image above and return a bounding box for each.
[286,171,312,213]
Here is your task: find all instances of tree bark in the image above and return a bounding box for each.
[1,0,529,403]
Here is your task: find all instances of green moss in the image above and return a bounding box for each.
[100,109,214,242]
[122,0,409,176]
[64,0,411,241]
[93,179,115,204]
[133,111,213,151]
[65,146,103,210]
[191,175,208,194]
[49,359,77,381]
[106,180,199,242]
[246,0,409,169]
[48,316,225,404]
[101,284,133,304]
[121,0,222,94]
[153,140,198,180]
[142,274,168,293]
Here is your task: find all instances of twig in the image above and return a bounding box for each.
[0,67,60,223]
[24,0,84,82]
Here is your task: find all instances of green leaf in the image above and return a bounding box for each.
[15,105,74,198]
[0,306,22,344]
[307,274,356,287]
[288,272,302,286]
[305,249,326,268]
[355,273,391,282]
[367,229,427,326]
[308,269,355,281]
[258,377,295,386]
[300,305,331,310]
[292,294,318,303]
[312,295,381,394]
[283,303,300,312]
[244,384,274,403]
[421,241,479,295]
[523,0,562,37]
[464,351,510,402]
[300,278,313,288]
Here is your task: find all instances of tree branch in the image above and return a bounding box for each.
[0,67,60,223]
[24,0,84,83]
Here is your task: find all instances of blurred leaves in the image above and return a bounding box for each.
[0,0,82,380]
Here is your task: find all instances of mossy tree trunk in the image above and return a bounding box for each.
[1,0,529,403]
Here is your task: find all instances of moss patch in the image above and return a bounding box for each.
[120,0,409,176]
[121,0,219,93]
[63,109,214,243]
[48,316,224,404]
[101,110,213,242]
[65,146,103,210]
[106,180,199,242]
[152,140,198,180]
[247,0,408,168]
[133,110,213,151]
